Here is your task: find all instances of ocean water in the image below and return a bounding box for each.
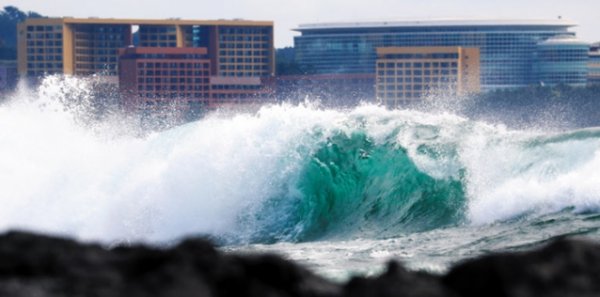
[1,76,600,280]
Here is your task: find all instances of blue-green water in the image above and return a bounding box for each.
[246,129,466,243]
[1,76,600,280]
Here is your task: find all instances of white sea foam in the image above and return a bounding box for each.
[464,129,600,224]
[0,77,355,243]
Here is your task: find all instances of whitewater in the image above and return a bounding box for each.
[1,76,600,279]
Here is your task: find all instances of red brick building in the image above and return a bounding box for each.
[118,47,211,119]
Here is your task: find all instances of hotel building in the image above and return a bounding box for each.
[17,18,274,78]
[118,47,211,119]
[375,47,480,107]
[589,42,600,85]
[17,18,274,115]
[294,19,582,91]
[533,35,589,87]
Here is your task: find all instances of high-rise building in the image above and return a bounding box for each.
[375,47,480,107]
[17,18,275,113]
[17,18,274,79]
[118,47,211,119]
[533,35,589,87]
[294,19,580,91]
[589,42,600,85]
[17,18,274,77]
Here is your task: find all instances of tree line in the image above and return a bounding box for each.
[0,6,44,60]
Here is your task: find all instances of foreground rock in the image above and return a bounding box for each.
[443,239,600,297]
[0,231,338,297]
[0,231,599,297]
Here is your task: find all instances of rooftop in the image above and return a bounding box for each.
[21,17,273,27]
[538,35,589,46]
[295,19,577,31]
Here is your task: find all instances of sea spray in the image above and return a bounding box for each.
[1,76,600,247]
[466,128,600,224]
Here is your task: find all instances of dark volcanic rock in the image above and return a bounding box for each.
[0,231,599,297]
[0,231,338,297]
[343,261,456,297]
[443,238,600,297]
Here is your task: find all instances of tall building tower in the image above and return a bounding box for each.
[589,42,600,85]
[18,18,131,77]
[534,35,589,87]
[293,19,580,92]
[17,18,275,113]
[17,18,274,79]
[118,47,211,119]
[375,47,480,107]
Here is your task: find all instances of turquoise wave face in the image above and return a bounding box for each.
[239,119,600,244]
[251,130,466,243]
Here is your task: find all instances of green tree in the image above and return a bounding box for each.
[0,6,44,59]
[276,47,313,75]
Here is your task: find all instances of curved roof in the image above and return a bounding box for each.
[538,35,589,46]
[295,19,577,31]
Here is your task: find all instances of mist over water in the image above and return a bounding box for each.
[1,76,600,275]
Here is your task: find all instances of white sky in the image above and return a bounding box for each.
[3,0,599,48]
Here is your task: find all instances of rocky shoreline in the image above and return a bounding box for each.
[0,231,599,297]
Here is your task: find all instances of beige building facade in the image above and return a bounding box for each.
[17,18,274,79]
[376,46,480,107]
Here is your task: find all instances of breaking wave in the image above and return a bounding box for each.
[1,76,600,244]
